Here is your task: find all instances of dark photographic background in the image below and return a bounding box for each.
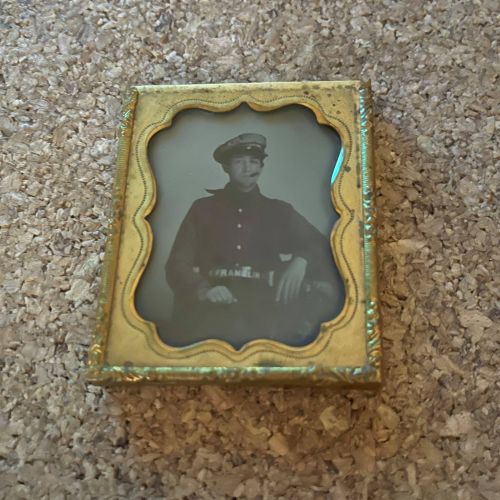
[135,104,343,337]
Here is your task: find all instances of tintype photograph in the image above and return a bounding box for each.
[136,104,345,349]
[88,81,379,387]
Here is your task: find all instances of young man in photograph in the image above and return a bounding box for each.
[165,133,342,348]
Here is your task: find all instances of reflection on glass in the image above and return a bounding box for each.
[331,146,344,185]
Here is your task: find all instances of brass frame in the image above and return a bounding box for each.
[87,81,381,387]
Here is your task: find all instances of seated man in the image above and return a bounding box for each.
[165,133,343,348]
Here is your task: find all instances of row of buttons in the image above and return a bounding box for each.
[237,208,243,250]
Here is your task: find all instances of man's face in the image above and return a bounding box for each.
[225,154,264,192]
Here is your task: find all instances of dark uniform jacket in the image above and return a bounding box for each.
[165,183,342,348]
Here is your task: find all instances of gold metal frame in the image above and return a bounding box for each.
[87,81,381,387]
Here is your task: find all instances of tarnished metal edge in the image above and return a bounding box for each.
[359,82,382,385]
[87,364,380,387]
[87,88,139,379]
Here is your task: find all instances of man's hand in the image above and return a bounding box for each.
[199,285,237,304]
[276,256,307,304]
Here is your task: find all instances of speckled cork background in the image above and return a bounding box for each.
[1,1,498,499]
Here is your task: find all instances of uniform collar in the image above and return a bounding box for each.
[206,183,262,204]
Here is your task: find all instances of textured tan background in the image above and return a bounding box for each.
[1,1,498,499]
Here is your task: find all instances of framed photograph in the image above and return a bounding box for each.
[87,81,381,387]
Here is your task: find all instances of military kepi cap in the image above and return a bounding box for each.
[213,133,268,164]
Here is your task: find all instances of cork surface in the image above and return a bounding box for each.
[1,1,498,499]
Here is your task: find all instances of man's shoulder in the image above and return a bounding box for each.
[259,193,294,211]
[190,193,220,208]
[189,190,294,214]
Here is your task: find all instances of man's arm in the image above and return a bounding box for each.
[287,207,338,280]
[165,204,210,301]
[166,203,237,304]
[276,205,340,303]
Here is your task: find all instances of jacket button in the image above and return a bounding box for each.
[236,245,241,250]
[237,208,243,213]
[237,223,242,228]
